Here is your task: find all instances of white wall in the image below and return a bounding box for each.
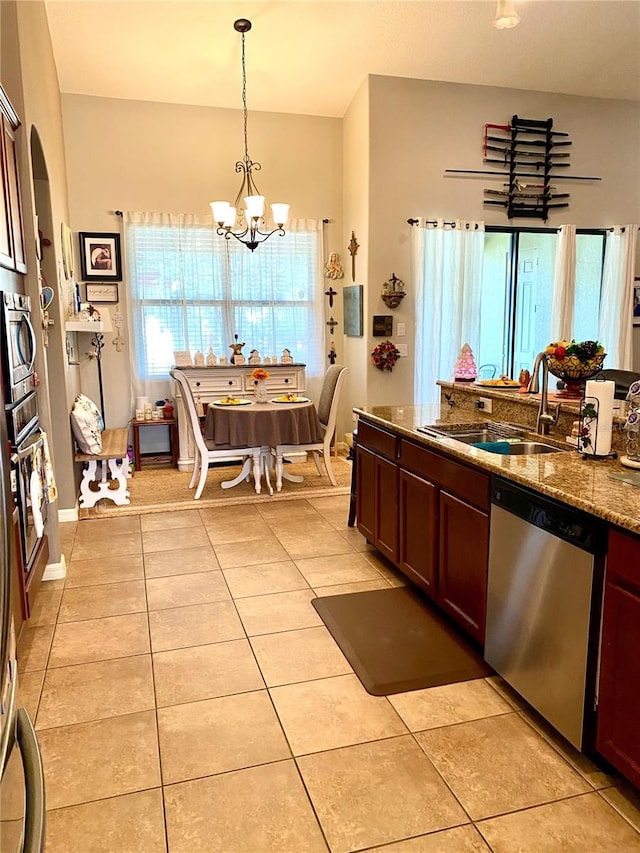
[61,94,343,434]
[355,75,640,413]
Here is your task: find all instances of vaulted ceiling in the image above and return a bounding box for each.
[44,0,640,117]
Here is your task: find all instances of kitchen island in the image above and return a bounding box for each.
[353,402,640,787]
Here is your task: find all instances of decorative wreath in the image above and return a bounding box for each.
[371,340,401,372]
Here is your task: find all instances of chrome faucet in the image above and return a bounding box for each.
[527,352,560,435]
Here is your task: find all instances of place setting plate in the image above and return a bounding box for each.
[474,380,520,390]
[212,398,253,406]
[271,395,310,404]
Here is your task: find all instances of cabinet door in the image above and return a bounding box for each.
[596,530,640,787]
[438,491,489,644]
[0,117,12,269]
[374,455,398,563]
[399,469,437,595]
[356,445,376,543]
[2,117,26,273]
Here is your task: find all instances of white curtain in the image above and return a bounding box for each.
[412,219,485,405]
[598,225,638,370]
[122,212,325,407]
[550,224,576,342]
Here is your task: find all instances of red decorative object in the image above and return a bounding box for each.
[371,340,400,372]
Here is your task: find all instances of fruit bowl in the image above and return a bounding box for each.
[545,352,606,397]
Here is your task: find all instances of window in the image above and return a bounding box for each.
[125,216,323,381]
[477,228,606,378]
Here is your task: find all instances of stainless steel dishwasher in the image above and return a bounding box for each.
[485,477,606,751]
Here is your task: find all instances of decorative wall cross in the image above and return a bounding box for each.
[326,317,338,334]
[348,231,359,282]
[328,341,337,364]
[324,287,337,308]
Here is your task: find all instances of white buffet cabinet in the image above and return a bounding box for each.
[172,364,306,470]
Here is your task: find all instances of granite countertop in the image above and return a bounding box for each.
[354,403,640,536]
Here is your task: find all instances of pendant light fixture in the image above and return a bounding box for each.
[210,19,289,252]
[493,0,520,29]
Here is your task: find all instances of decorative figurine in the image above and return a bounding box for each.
[194,350,205,367]
[328,341,337,365]
[219,355,229,366]
[249,349,261,365]
[281,348,293,365]
[453,343,478,382]
[229,334,246,364]
[206,347,217,366]
[324,251,344,280]
[264,356,272,365]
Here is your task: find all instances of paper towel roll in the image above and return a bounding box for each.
[583,379,615,456]
[136,396,148,411]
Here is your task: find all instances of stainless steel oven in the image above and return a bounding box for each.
[5,392,38,448]
[1,292,36,405]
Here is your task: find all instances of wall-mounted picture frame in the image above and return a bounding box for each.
[634,279,640,326]
[343,284,363,337]
[86,283,119,303]
[78,231,122,281]
[61,222,74,280]
[373,315,393,337]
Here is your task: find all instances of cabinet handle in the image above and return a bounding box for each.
[284,378,289,384]
[228,380,233,386]
[195,381,201,387]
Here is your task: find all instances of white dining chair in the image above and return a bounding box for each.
[170,370,262,499]
[273,364,349,490]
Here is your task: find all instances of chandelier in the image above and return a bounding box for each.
[210,19,289,252]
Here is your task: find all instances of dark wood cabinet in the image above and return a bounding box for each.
[596,528,640,787]
[438,491,489,644]
[356,419,490,644]
[399,468,437,593]
[0,87,26,274]
[356,440,398,563]
[373,454,398,563]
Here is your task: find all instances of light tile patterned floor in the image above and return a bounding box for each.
[19,494,640,852]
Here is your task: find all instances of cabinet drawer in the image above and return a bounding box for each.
[242,372,301,393]
[357,420,398,462]
[399,439,489,511]
[189,376,243,395]
[607,529,640,588]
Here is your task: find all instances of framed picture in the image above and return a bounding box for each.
[634,279,640,326]
[373,315,393,337]
[343,285,363,337]
[61,222,74,280]
[78,232,122,281]
[86,283,119,303]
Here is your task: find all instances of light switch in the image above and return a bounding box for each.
[397,343,408,357]
[397,323,406,337]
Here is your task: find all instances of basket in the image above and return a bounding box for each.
[545,352,606,382]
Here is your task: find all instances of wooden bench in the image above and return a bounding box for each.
[75,428,131,508]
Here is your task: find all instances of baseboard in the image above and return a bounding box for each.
[43,553,67,581]
[58,507,79,523]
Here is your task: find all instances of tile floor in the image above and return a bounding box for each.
[17,494,640,852]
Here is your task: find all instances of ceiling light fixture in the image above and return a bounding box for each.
[210,19,289,252]
[493,0,520,29]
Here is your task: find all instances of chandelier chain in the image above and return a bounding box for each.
[241,30,250,167]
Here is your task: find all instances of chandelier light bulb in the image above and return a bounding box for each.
[494,0,520,29]
[271,204,290,227]
[244,195,265,220]
[210,201,231,225]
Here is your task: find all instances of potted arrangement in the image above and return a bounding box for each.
[251,367,270,403]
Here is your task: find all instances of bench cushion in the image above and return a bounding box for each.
[71,395,102,454]
[75,428,129,462]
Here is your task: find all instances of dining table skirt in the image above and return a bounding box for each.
[203,400,324,448]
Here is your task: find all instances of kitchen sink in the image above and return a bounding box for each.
[418,423,568,455]
[481,441,565,455]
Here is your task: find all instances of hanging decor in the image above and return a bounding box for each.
[348,231,359,282]
[324,252,344,279]
[381,273,406,309]
[371,340,400,372]
[210,19,289,251]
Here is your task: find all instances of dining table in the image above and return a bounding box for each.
[203,397,323,494]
